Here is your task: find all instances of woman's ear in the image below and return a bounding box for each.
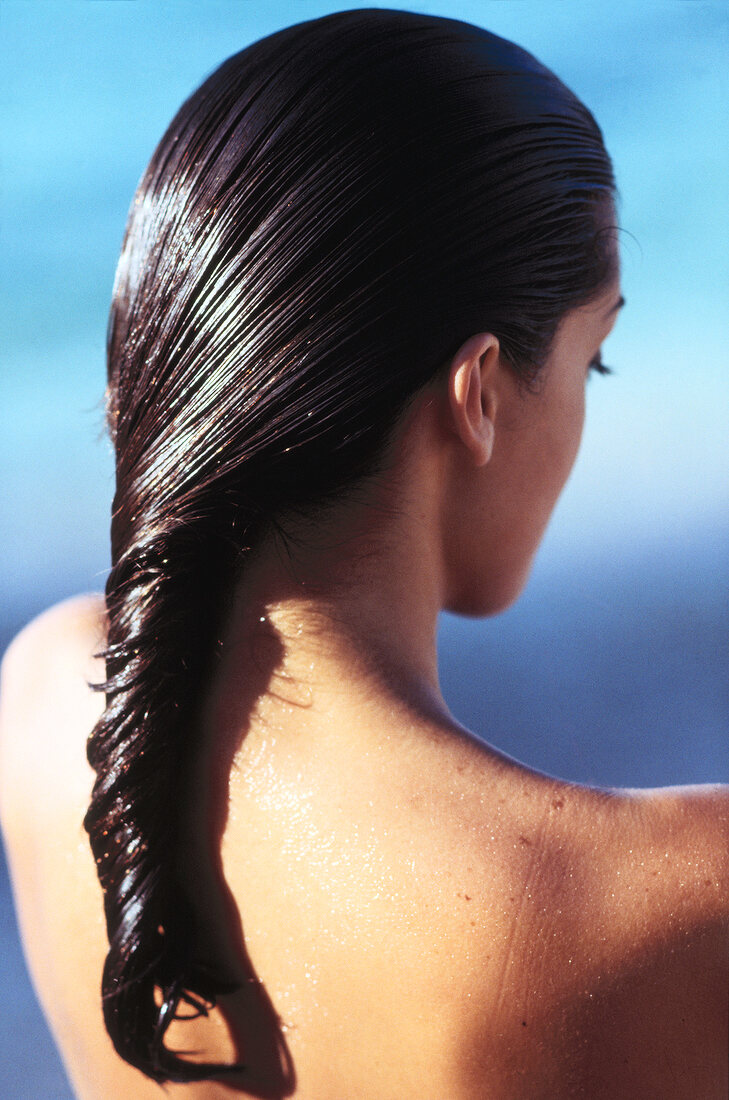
[447,333,500,466]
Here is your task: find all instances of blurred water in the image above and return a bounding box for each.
[440,533,729,790]
[0,840,74,1098]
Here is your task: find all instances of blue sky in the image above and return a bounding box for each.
[2,0,727,619]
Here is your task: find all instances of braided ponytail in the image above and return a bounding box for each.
[86,501,246,1079]
[86,8,615,1081]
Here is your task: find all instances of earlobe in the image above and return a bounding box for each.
[448,333,500,466]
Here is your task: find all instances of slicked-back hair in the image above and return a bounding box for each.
[85,8,615,1082]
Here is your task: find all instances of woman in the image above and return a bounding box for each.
[0,9,726,1098]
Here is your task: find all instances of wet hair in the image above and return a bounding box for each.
[84,7,615,1083]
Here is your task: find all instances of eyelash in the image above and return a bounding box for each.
[588,353,613,377]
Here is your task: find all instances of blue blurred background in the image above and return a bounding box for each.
[1,1,727,1094]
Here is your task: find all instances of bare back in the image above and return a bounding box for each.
[1,596,727,1099]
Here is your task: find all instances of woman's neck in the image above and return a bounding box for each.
[213,435,455,727]
[226,510,446,722]
[188,479,457,898]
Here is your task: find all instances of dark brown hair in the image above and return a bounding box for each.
[85,8,615,1082]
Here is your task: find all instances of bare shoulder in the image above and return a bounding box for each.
[554,780,729,951]
[458,775,729,1098]
[0,596,160,1100]
[0,594,106,826]
[558,781,728,1098]
[631,778,729,831]
[607,782,729,912]
[1,591,105,680]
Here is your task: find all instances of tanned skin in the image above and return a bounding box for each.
[2,284,727,1098]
